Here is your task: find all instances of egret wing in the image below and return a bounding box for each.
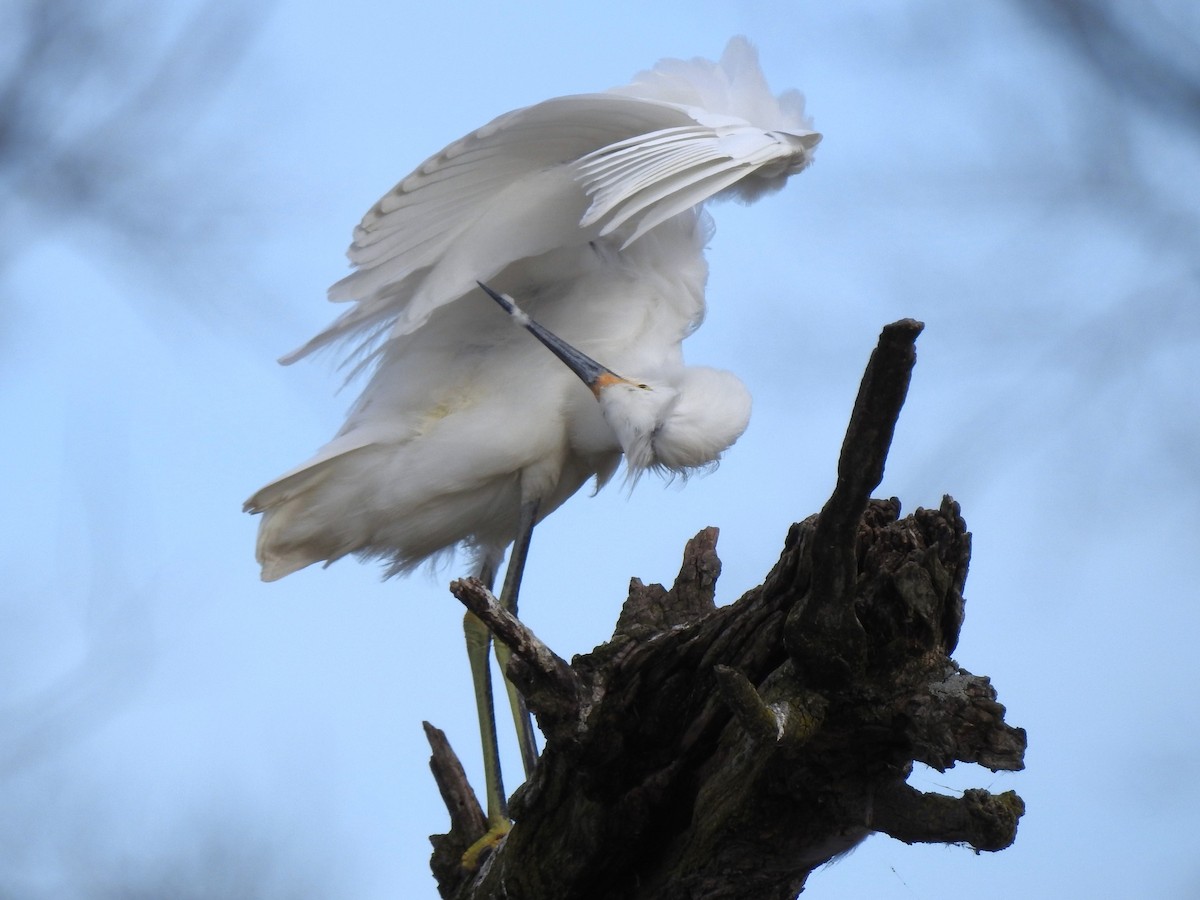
[284,95,706,366]
[285,39,819,369]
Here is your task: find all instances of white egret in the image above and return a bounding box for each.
[245,36,819,856]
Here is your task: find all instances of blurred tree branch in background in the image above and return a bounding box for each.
[0,4,289,895]
[0,0,266,747]
[1033,0,1200,482]
[0,0,266,756]
[917,0,1200,492]
[1012,0,1200,272]
[0,0,266,305]
[1015,0,1200,139]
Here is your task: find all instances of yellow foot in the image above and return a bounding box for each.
[461,819,512,870]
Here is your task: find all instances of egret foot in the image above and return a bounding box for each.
[461,818,512,870]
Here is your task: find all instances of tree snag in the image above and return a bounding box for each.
[426,319,1027,899]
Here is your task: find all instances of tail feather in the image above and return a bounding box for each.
[246,447,373,582]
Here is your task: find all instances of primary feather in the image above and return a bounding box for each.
[247,37,819,581]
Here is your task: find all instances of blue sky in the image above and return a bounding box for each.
[3,1,1199,897]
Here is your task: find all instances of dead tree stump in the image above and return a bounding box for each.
[426,319,1026,899]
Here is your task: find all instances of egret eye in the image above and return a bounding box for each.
[637,383,650,390]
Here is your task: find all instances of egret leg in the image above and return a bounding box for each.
[461,559,513,869]
[493,498,541,777]
[459,506,541,869]
[463,608,507,825]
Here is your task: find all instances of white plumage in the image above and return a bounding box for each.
[245,36,820,584]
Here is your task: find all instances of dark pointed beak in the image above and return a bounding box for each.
[477,281,628,397]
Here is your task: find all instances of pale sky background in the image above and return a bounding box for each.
[3,1,1199,897]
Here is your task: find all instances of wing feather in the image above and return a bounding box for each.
[293,95,708,362]
[576,124,816,245]
[287,38,820,369]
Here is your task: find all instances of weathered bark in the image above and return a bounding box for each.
[426,319,1026,899]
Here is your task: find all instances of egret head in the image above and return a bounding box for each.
[477,282,751,480]
[591,367,750,481]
